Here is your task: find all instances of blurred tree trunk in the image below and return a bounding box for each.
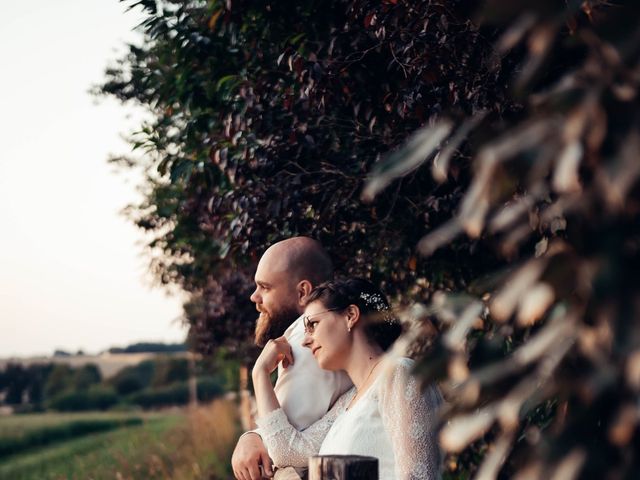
[188,351,198,408]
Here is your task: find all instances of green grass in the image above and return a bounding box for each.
[0,412,148,458]
[0,411,146,439]
[0,414,182,480]
[0,400,239,480]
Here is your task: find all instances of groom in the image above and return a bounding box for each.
[231,237,352,480]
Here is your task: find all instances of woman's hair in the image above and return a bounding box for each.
[305,277,402,351]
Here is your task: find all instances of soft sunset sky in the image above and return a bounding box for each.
[0,1,187,357]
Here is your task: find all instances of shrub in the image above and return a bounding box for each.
[150,357,189,388]
[127,377,223,409]
[112,372,145,396]
[72,364,101,391]
[128,383,189,409]
[108,342,187,354]
[43,364,74,399]
[196,376,224,402]
[109,359,156,395]
[49,386,118,412]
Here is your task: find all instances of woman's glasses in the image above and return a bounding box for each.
[303,308,341,334]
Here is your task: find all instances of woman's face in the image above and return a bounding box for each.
[302,300,351,370]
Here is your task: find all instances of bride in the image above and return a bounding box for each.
[251,278,442,480]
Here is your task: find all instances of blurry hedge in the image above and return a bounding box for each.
[127,376,224,409]
[1,356,232,412]
[49,386,119,412]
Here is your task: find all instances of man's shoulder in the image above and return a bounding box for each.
[284,315,304,335]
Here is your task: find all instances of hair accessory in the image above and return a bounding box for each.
[359,292,395,323]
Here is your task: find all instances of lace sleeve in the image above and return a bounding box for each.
[379,358,443,480]
[255,389,353,468]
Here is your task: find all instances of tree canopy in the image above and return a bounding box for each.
[99,0,640,477]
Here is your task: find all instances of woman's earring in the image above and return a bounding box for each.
[347,324,352,333]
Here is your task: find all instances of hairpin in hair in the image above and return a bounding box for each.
[359,292,395,323]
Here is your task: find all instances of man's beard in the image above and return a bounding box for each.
[254,305,300,347]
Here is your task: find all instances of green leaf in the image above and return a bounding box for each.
[170,160,194,184]
[361,120,453,202]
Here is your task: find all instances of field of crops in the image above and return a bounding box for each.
[0,400,239,479]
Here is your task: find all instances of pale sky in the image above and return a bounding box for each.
[0,1,187,357]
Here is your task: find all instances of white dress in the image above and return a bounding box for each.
[256,357,442,480]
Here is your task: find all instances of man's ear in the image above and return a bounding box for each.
[297,279,313,306]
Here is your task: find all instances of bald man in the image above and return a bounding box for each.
[232,237,352,480]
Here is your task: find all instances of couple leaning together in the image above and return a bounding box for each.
[232,237,442,480]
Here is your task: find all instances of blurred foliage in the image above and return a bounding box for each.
[107,342,187,353]
[127,376,224,409]
[1,354,234,412]
[150,357,189,387]
[72,365,102,391]
[44,364,78,400]
[395,1,640,479]
[110,359,157,395]
[184,269,259,362]
[98,0,640,478]
[48,386,120,412]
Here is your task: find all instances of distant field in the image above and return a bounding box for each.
[0,400,239,480]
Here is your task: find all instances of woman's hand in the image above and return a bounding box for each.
[253,336,294,378]
[252,336,292,420]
